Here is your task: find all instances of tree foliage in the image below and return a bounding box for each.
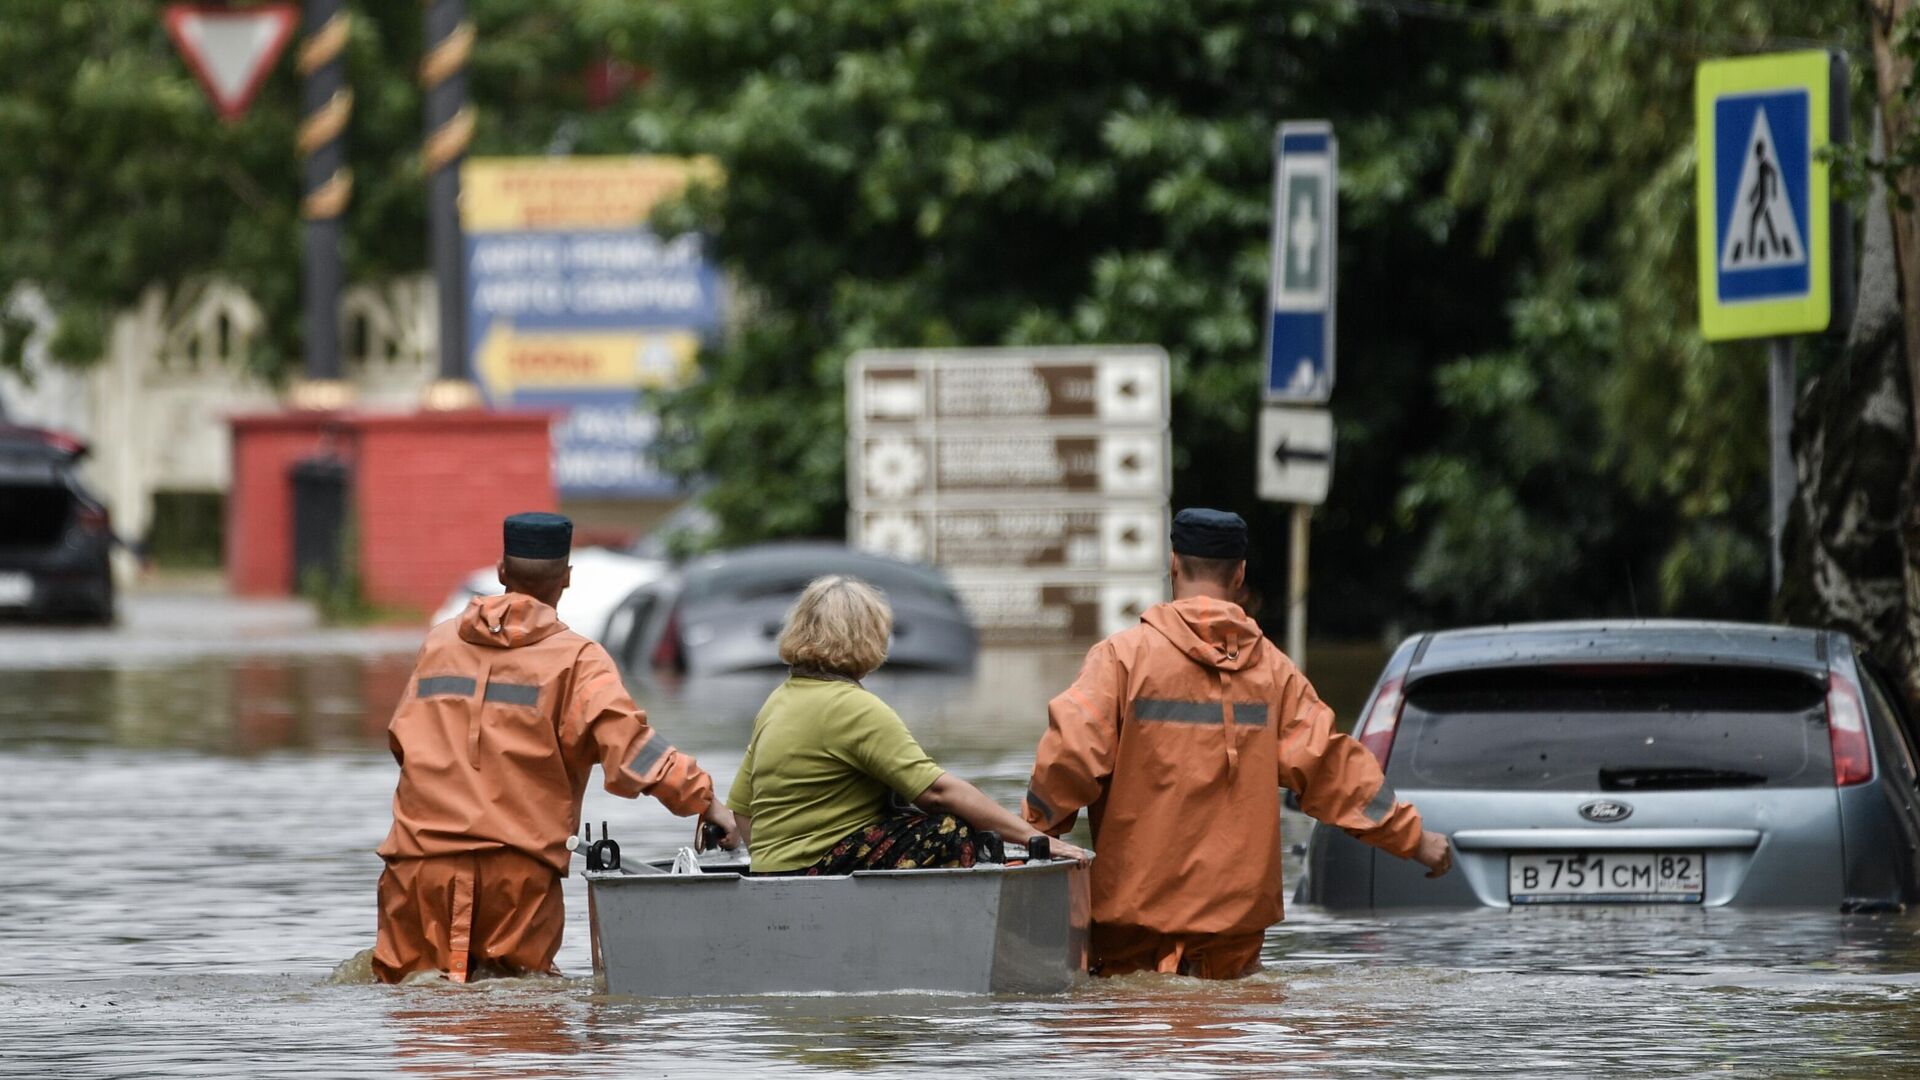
[594,0,1512,629]
[0,0,614,375]
[1417,0,1863,623]
[5,0,1902,652]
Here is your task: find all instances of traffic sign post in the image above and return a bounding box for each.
[1257,406,1333,505]
[1694,51,1847,592]
[1258,120,1339,670]
[847,347,1171,644]
[1264,122,1337,404]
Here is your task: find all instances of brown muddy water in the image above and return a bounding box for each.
[4,608,1920,1078]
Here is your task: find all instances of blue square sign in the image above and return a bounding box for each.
[1712,89,1810,303]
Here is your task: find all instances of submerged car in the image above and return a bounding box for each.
[0,423,114,623]
[429,546,669,643]
[603,542,977,677]
[1301,621,1920,912]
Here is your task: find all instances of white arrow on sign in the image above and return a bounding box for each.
[164,4,298,124]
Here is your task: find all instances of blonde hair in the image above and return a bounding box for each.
[777,575,893,678]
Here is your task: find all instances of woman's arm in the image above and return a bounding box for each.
[913,773,1089,863]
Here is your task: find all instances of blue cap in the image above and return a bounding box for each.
[1171,508,1247,559]
[503,512,572,559]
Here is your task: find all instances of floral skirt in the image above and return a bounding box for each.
[798,811,978,875]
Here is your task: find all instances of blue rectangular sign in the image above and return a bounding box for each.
[1712,90,1811,303]
[1264,122,1336,403]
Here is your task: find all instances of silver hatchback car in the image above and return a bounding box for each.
[1300,621,1920,912]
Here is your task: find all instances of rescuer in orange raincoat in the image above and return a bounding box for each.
[373,512,738,983]
[1023,508,1452,979]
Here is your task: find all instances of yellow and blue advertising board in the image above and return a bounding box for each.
[461,156,724,496]
[1694,51,1833,341]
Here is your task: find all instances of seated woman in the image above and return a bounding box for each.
[726,574,1088,875]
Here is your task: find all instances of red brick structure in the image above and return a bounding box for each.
[227,411,554,613]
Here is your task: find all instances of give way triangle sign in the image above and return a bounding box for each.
[163,4,299,124]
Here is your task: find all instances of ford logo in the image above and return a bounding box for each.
[1579,799,1633,823]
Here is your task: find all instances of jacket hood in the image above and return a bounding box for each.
[1141,595,1264,673]
[457,592,568,649]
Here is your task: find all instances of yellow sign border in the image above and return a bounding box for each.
[1694,50,1831,341]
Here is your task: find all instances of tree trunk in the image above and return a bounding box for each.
[1781,172,1915,695]
[1864,1,1920,719]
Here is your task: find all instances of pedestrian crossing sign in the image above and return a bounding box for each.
[1695,51,1833,340]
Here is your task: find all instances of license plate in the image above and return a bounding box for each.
[0,572,30,607]
[1509,851,1704,904]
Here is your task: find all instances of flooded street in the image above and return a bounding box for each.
[6,597,1920,1077]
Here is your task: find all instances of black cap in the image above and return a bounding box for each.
[1171,508,1247,560]
[503,512,573,559]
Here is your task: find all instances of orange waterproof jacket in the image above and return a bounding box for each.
[377,593,714,875]
[1023,596,1422,937]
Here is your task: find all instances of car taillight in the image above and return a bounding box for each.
[76,505,110,535]
[1355,675,1405,768]
[651,607,682,671]
[1827,671,1873,787]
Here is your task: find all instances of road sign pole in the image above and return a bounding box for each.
[422,0,480,409]
[1768,337,1796,593]
[287,0,351,409]
[1286,503,1310,670]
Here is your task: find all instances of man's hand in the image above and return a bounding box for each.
[1044,837,1093,867]
[1414,830,1452,878]
[696,802,742,851]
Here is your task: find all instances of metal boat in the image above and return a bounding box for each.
[579,834,1090,997]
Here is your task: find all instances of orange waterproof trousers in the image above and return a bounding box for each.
[373,850,564,983]
[1090,924,1266,980]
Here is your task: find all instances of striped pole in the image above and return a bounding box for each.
[289,0,353,410]
[420,0,480,409]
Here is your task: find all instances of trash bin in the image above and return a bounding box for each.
[290,455,350,594]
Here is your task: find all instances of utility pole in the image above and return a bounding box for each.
[1286,504,1310,668]
[289,0,352,410]
[421,0,480,409]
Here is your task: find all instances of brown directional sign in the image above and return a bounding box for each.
[947,576,1165,645]
[847,346,1172,645]
[854,430,1167,501]
[851,347,1169,427]
[854,506,1165,572]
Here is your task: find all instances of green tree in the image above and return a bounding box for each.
[593,0,1513,630]
[1419,0,1862,623]
[0,0,616,375]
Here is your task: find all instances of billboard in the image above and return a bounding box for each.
[461,156,725,497]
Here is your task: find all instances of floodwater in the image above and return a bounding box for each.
[5,599,1920,1078]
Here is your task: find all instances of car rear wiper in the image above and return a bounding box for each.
[1598,766,1768,791]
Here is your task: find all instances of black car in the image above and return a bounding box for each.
[603,542,978,677]
[0,423,115,623]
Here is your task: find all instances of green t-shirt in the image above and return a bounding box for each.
[728,676,947,873]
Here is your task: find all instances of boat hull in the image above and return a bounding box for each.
[586,859,1091,996]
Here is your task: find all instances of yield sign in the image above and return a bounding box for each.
[164,4,298,123]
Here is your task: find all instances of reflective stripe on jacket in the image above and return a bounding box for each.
[1023,595,1421,937]
[377,592,713,874]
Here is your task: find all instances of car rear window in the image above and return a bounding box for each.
[682,557,957,608]
[1389,665,1832,791]
[0,480,72,548]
